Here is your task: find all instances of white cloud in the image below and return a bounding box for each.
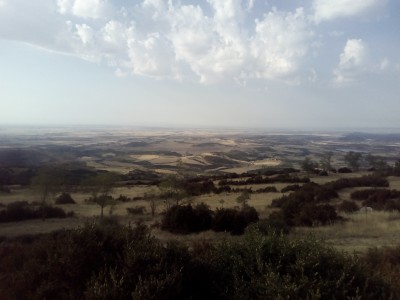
[334,39,368,84]
[251,8,313,80]
[0,0,7,8]
[313,0,383,23]
[379,58,389,71]
[0,1,316,84]
[57,0,111,19]
[75,24,94,45]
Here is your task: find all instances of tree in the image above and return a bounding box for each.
[320,151,333,172]
[159,176,187,208]
[393,160,400,176]
[365,153,388,171]
[31,167,66,205]
[144,191,157,217]
[83,173,118,218]
[236,190,250,208]
[344,151,363,171]
[301,157,317,173]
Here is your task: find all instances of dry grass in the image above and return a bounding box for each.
[292,210,400,253]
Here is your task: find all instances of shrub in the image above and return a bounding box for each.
[338,200,359,213]
[294,204,340,226]
[37,205,67,219]
[126,206,146,215]
[326,176,389,191]
[55,192,76,204]
[251,211,291,234]
[116,194,131,202]
[213,206,259,235]
[254,186,278,193]
[281,184,301,193]
[161,204,213,234]
[0,222,395,299]
[0,201,69,222]
[351,189,400,210]
[338,167,353,173]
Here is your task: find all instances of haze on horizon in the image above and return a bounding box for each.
[1,0,399,130]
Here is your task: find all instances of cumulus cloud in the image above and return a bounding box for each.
[251,8,312,80]
[0,0,321,84]
[57,0,111,19]
[333,39,368,84]
[313,0,384,23]
[53,1,316,84]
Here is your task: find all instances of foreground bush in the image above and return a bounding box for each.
[0,222,395,299]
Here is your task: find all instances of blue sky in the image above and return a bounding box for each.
[0,0,399,130]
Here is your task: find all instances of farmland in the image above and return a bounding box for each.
[1,126,400,298]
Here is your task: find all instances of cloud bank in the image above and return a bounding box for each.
[0,0,393,86]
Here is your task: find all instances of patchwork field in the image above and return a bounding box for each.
[1,127,400,253]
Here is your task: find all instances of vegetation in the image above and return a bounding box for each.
[0,201,72,222]
[344,151,363,171]
[55,192,76,204]
[350,189,400,211]
[338,200,359,213]
[2,130,400,298]
[0,221,396,299]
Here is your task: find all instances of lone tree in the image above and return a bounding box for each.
[31,167,65,205]
[344,151,363,171]
[159,176,187,208]
[144,191,157,217]
[83,172,118,218]
[236,190,251,208]
[320,151,333,172]
[301,157,317,173]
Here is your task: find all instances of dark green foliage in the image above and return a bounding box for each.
[126,206,146,215]
[213,206,259,235]
[0,201,69,222]
[338,200,359,213]
[338,167,353,173]
[363,245,400,298]
[250,211,291,234]
[344,151,363,171]
[326,175,389,190]
[254,186,278,193]
[0,167,36,186]
[301,157,318,173]
[219,174,310,186]
[281,184,301,192]
[0,222,395,300]
[55,192,76,204]
[294,204,340,226]
[351,189,400,201]
[271,183,340,227]
[116,194,131,202]
[161,204,213,234]
[350,189,400,211]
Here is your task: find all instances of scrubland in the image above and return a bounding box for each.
[1,128,400,299]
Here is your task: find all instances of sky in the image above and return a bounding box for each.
[0,0,400,130]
